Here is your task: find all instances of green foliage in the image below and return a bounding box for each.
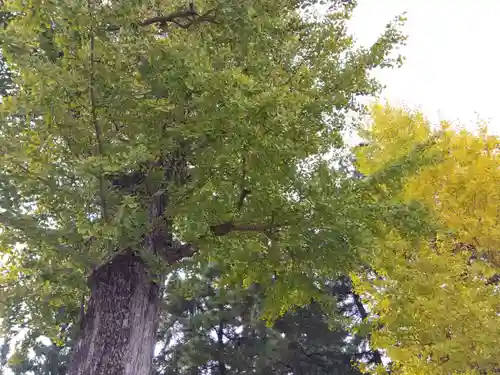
[2,264,380,374]
[0,10,16,96]
[2,336,71,375]
[0,0,416,370]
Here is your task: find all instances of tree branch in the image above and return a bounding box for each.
[486,273,500,285]
[163,242,199,264]
[158,219,283,264]
[209,221,282,237]
[105,7,218,32]
[138,9,196,27]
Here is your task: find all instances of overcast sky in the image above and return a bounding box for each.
[349,0,500,134]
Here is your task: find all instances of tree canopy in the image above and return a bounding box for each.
[355,103,500,375]
[3,0,498,373]
[0,0,421,373]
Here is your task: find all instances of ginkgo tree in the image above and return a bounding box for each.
[354,103,500,375]
[0,0,424,374]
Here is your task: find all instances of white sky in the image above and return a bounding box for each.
[349,0,500,134]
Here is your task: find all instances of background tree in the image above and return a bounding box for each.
[354,103,500,375]
[0,0,417,373]
[154,266,382,375]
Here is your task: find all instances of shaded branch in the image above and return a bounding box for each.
[217,314,227,375]
[105,7,218,32]
[163,242,199,264]
[138,9,196,27]
[486,274,500,285]
[453,241,500,284]
[236,188,251,211]
[210,221,282,237]
[158,220,283,264]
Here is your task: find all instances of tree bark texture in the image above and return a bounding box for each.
[67,156,191,374]
[67,251,161,375]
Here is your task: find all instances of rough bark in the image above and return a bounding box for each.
[66,154,184,375]
[67,251,161,375]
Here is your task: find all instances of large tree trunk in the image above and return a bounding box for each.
[67,251,161,375]
[67,156,194,374]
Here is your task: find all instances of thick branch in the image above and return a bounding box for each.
[157,220,282,264]
[138,9,196,27]
[209,221,281,237]
[233,222,280,232]
[163,242,199,264]
[105,7,218,32]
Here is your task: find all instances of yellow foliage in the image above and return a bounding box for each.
[356,102,431,175]
[356,102,500,251]
[355,103,500,375]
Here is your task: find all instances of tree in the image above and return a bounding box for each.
[155,266,375,375]
[0,1,415,374]
[2,267,378,374]
[354,103,500,375]
[2,335,72,375]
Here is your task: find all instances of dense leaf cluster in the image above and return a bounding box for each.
[355,104,500,375]
[0,0,432,373]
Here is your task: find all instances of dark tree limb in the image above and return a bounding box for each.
[162,242,199,264]
[138,10,196,27]
[156,218,283,265]
[350,286,384,366]
[105,7,218,32]
[153,218,283,266]
[209,221,281,237]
